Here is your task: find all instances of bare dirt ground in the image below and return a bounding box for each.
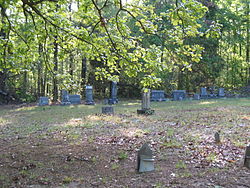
[0,99,249,187]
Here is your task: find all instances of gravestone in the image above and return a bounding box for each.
[85,86,95,105]
[68,94,81,104]
[193,94,200,100]
[208,86,217,98]
[214,132,220,143]
[244,145,250,169]
[38,97,49,106]
[137,89,154,115]
[137,143,154,173]
[200,87,208,99]
[151,90,166,101]
[61,90,71,105]
[108,81,118,105]
[218,88,225,97]
[102,106,114,115]
[172,90,186,101]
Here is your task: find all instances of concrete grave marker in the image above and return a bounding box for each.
[200,87,208,99]
[151,90,166,102]
[137,143,154,173]
[244,145,250,169]
[68,94,81,104]
[38,97,49,106]
[61,90,71,105]
[172,90,186,101]
[193,94,200,100]
[85,86,95,105]
[214,132,220,144]
[218,88,225,97]
[108,81,118,104]
[137,89,154,115]
[102,106,114,115]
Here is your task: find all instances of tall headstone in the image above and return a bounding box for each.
[137,143,154,173]
[137,89,154,115]
[218,88,225,97]
[108,81,118,105]
[200,87,208,99]
[85,86,95,105]
[38,97,49,106]
[151,90,166,101]
[61,90,71,105]
[172,90,186,101]
[244,145,250,169]
[214,132,220,144]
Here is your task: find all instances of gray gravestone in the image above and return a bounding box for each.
[244,145,250,169]
[214,132,220,143]
[218,88,225,97]
[151,90,166,101]
[38,97,49,106]
[172,90,186,101]
[137,143,154,173]
[193,94,200,100]
[137,89,154,115]
[108,81,118,104]
[68,94,81,104]
[200,87,208,99]
[102,106,114,114]
[61,90,71,105]
[85,86,95,105]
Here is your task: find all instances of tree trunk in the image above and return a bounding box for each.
[52,35,59,102]
[81,57,87,96]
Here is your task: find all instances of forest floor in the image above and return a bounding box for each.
[0,98,249,188]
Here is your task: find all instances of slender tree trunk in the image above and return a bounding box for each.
[52,35,59,102]
[246,0,250,84]
[37,43,43,97]
[81,57,87,96]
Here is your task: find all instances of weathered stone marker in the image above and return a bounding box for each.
[214,132,220,143]
[61,90,71,105]
[102,106,114,115]
[85,86,95,105]
[68,94,81,104]
[172,90,186,101]
[137,143,154,173]
[108,81,118,104]
[218,88,225,97]
[151,90,166,101]
[38,97,49,106]
[200,87,208,99]
[137,89,154,115]
[244,145,250,169]
[193,93,200,100]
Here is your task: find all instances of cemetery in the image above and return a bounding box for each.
[0,97,249,187]
[0,0,250,187]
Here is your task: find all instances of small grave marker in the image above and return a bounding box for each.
[137,89,154,115]
[61,90,71,105]
[172,90,186,101]
[137,143,154,173]
[218,88,225,97]
[151,90,166,102]
[69,94,81,104]
[214,132,220,143]
[85,86,95,105]
[200,87,208,99]
[193,94,200,100]
[244,145,250,169]
[102,106,114,114]
[38,97,49,106]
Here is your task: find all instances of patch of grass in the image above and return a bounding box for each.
[111,163,120,170]
[62,176,74,184]
[161,139,182,148]
[175,160,187,169]
[118,151,128,160]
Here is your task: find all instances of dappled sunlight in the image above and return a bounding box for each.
[13,106,37,112]
[0,117,9,127]
[241,115,250,120]
[199,101,217,105]
[118,127,148,137]
[122,102,140,106]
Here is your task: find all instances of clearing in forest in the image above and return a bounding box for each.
[0,98,249,187]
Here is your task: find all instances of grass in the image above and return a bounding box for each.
[0,98,249,187]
